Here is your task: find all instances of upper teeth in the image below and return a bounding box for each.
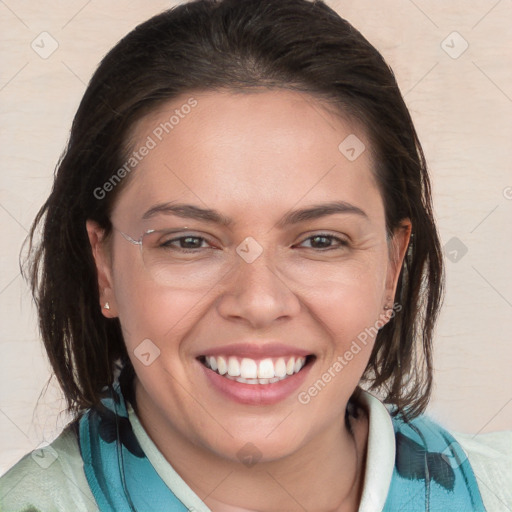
[204,355,307,380]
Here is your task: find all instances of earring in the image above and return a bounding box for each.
[383,301,394,320]
[384,296,394,311]
[103,302,110,311]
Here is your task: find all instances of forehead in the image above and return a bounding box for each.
[113,89,383,226]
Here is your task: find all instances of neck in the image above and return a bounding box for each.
[133,378,368,512]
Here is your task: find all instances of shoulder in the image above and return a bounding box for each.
[391,412,512,511]
[0,423,97,512]
[452,429,512,512]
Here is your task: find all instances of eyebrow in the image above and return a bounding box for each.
[276,201,368,228]
[142,201,368,227]
[142,203,233,226]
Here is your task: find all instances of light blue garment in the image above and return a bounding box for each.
[383,413,486,511]
[80,393,188,511]
[79,378,486,511]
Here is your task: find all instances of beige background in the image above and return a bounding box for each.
[1,0,511,474]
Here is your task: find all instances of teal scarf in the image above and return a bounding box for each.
[78,376,486,511]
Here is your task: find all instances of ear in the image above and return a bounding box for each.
[383,219,412,313]
[86,220,118,318]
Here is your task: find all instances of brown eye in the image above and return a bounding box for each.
[163,236,206,250]
[144,230,216,254]
[298,234,348,250]
[309,235,332,249]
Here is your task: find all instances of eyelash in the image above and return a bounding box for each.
[161,233,349,253]
[161,235,212,253]
[297,233,349,250]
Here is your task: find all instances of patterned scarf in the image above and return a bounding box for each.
[78,377,486,511]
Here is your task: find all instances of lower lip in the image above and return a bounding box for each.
[198,358,314,405]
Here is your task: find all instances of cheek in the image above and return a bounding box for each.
[292,254,389,392]
[312,278,384,357]
[295,262,388,414]
[288,252,389,331]
[111,250,207,353]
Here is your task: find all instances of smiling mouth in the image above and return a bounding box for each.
[198,355,315,385]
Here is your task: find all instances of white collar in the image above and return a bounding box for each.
[357,390,396,512]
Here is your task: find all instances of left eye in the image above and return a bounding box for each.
[297,234,348,250]
[163,236,211,251]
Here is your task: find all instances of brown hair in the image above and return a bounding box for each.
[26,0,444,421]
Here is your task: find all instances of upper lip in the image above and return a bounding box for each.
[197,343,313,359]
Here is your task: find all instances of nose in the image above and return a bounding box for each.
[215,253,301,329]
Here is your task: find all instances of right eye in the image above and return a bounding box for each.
[160,235,211,252]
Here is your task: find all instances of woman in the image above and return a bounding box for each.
[0,0,510,510]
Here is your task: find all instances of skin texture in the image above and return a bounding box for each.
[87,89,411,511]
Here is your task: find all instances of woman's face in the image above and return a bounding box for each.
[88,89,410,463]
